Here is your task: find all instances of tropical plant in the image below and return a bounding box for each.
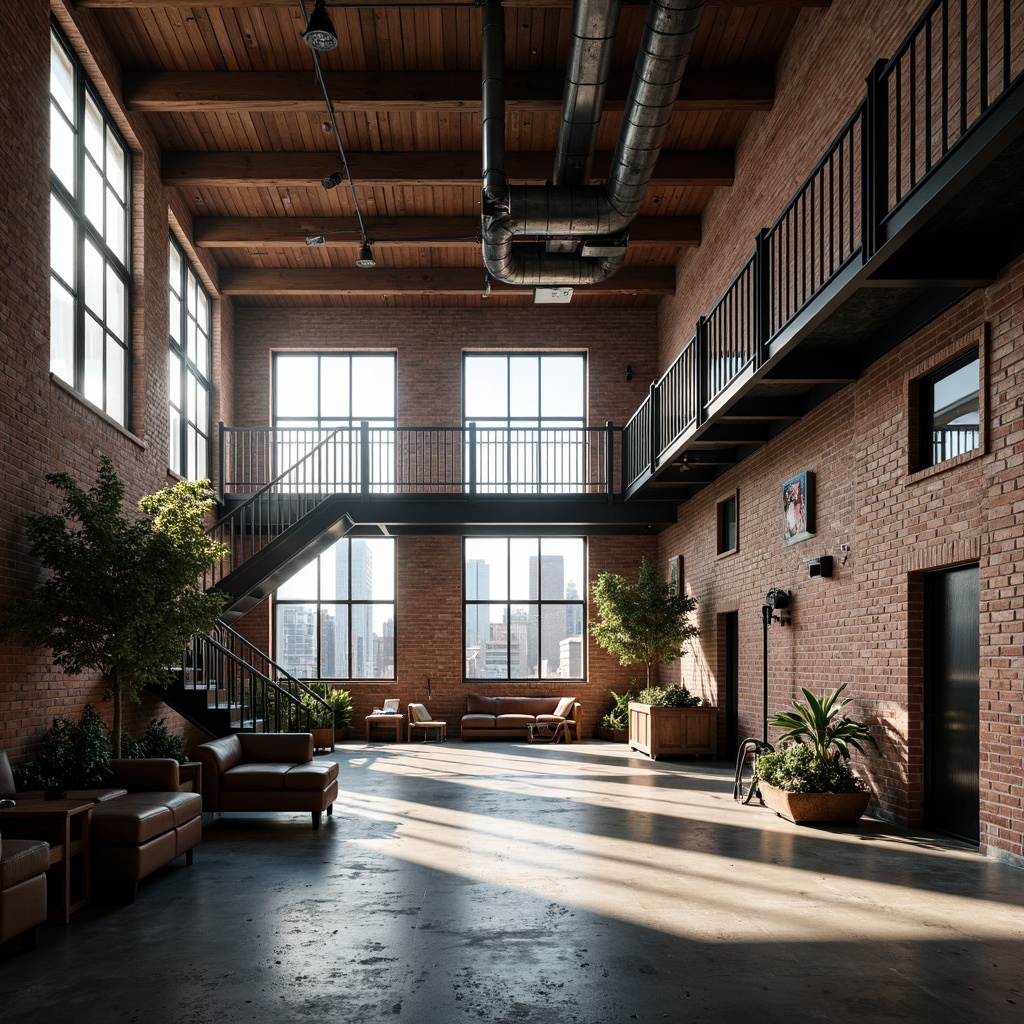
[1,458,228,756]
[300,690,334,729]
[12,705,112,792]
[598,686,636,731]
[121,718,188,763]
[767,683,871,762]
[754,743,866,794]
[635,684,701,708]
[590,555,699,687]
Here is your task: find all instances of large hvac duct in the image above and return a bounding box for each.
[481,0,707,287]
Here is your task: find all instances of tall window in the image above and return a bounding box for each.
[919,351,980,468]
[274,538,395,680]
[464,537,586,680]
[50,24,131,425]
[169,238,211,480]
[274,353,396,491]
[463,354,586,492]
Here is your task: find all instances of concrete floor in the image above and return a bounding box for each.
[2,740,1023,1024]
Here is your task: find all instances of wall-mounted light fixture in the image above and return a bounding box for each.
[765,587,791,626]
[807,555,833,579]
[625,364,633,382]
[321,170,343,190]
[301,0,338,52]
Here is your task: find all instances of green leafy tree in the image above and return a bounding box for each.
[3,458,228,756]
[589,554,699,687]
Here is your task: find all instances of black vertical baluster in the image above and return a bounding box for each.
[979,0,988,113]
[960,0,968,138]
[1003,0,1011,92]
[925,13,933,173]
[910,36,917,188]
[895,56,903,203]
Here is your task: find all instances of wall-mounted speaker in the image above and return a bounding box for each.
[808,555,833,578]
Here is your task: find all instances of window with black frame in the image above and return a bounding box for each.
[464,537,586,680]
[50,23,131,426]
[168,237,211,480]
[274,537,395,681]
[919,351,980,469]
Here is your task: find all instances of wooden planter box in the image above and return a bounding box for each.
[628,703,717,760]
[311,727,335,754]
[594,726,628,743]
[759,781,870,823]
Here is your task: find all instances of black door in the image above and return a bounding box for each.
[924,564,980,842]
[722,612,739,757]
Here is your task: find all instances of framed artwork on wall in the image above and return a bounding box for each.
[783,471,815,545]
[668,555,683,596]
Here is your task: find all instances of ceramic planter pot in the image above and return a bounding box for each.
[759,780,870,823]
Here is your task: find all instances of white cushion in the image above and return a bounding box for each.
[554,697,576,718]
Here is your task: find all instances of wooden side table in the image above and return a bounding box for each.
[0,799,94,924]
[365,713,405,743]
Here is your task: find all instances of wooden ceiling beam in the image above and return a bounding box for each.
[79,0,829,9]
[165,149,734,189]
[194,215,701,247]
[219,266,675,296]
[127,70,773,114]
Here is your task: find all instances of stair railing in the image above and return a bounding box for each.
[183,630,319,734]
[207,425,352,589]
[212,619,333,733]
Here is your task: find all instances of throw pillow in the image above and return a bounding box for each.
[553,697,575,718]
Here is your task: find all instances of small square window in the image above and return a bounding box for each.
[919,350,979,469]
[717,493,738,555]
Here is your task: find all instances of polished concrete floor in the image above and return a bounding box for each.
[2,740,1023,1024]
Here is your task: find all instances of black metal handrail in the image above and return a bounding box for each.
[212,619,332,729]
[183,631,319,734]
[621,0,1022,493]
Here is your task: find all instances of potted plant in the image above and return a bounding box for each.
[627,684,717,760]
[300,691,336,753]
[12,705,112,797]
[1,458,227,757]
[754,684,872,823]
[595,686,636,742]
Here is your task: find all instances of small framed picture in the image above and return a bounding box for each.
[668,555,683,597]
[783,472,815,546]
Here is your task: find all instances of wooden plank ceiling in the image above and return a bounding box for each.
[81,0,826,308]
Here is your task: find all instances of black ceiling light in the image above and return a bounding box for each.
[321,169,343,190]
[302,0,338,52]
[355,241,376,268]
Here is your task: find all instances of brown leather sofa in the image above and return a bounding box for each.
[460,694,581,740]
[89,759,202,902]
[194,733,339,830]
[0,834,50,951]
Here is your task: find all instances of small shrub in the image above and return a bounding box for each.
[635,684,701,708]
[305,684,354,733]
[122,718,187,763]
[13,704,112,791]
[598,686,636,730]
[755,743,865,794]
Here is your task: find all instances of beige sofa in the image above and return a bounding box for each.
[194,733,339,830]
[460,694,581,740]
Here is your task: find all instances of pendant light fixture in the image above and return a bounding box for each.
[302,0,338,52]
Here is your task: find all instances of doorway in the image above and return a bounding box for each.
[923,564,980,843]
[721,611,739,757]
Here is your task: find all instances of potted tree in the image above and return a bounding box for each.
[590,556,709,759]
[754,684,872,823]
[2,458,227,757]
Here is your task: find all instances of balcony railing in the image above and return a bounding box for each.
[220,422,619,499]
[622,0,1023,493]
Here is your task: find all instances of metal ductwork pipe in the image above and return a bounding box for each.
[481,0,707,287]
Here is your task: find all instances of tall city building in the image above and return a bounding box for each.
[565,579,583,638]
[528,554,564,675]
[278,604,318,678]
[465,558,490,649]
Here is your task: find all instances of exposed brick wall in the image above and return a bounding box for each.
[665,257,1024,862]
[228,307,660,735]
[0,2,232,763]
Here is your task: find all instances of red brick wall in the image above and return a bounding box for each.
[229,307,660,733]
[0,2,230,762]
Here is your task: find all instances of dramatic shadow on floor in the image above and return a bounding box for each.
[2,740,1022,1024]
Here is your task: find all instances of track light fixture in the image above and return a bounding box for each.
[321,170,343,190]
[355,241,376,268]
[301,0,338,52]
